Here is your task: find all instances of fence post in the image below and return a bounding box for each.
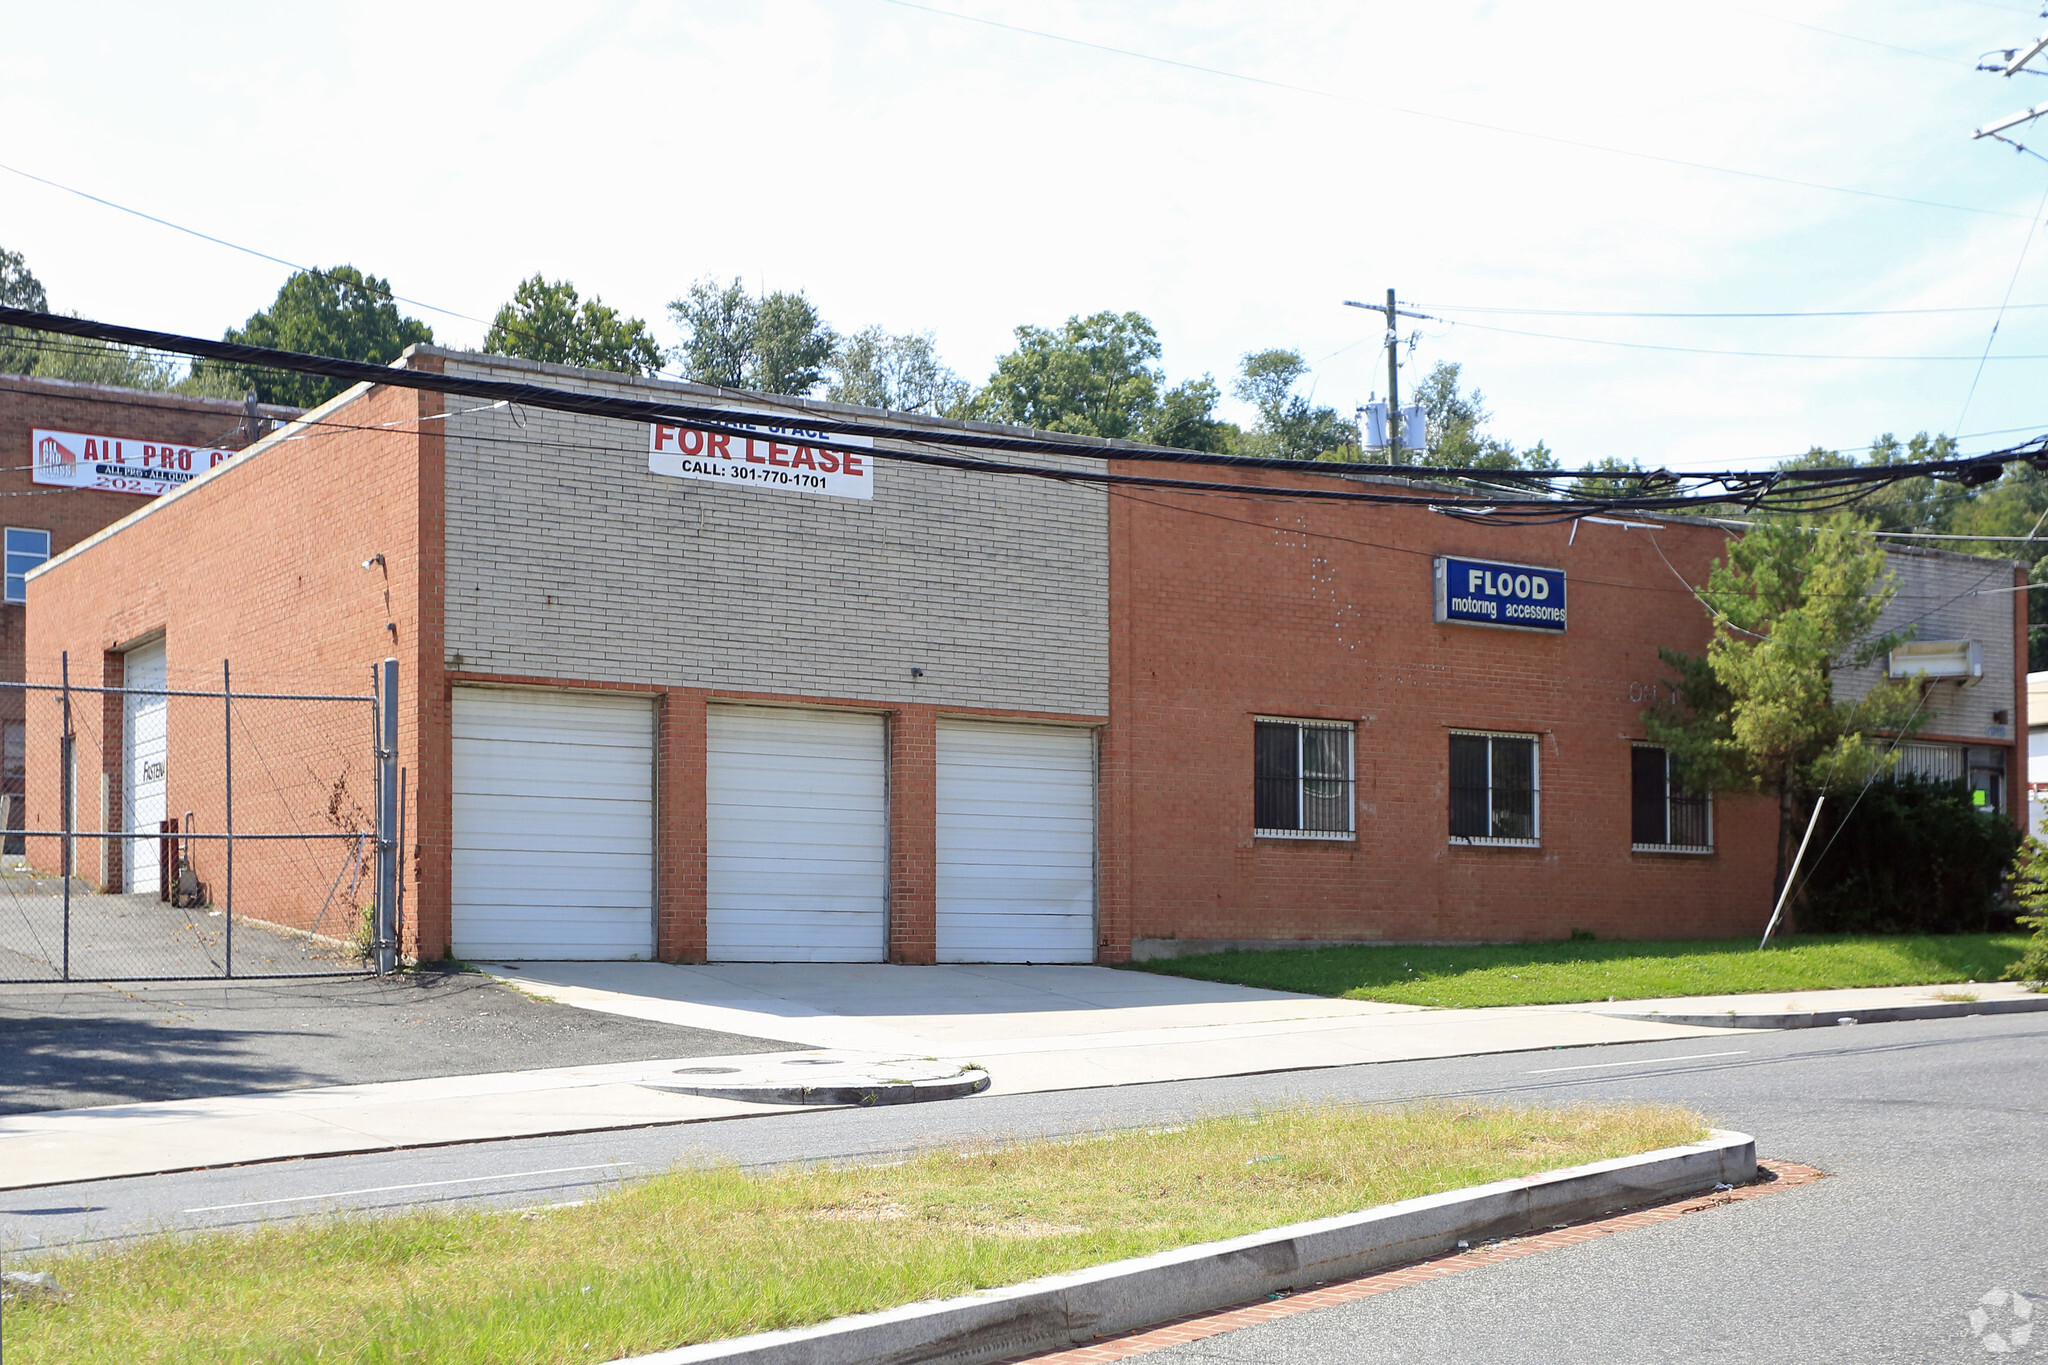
[223,660,234,979]
[60,651,72,982]
[374,657,399,975]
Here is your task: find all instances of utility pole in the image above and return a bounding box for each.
[1973,23,2048,146]
[1384,288,1402,463]
[1343,293,1437,463]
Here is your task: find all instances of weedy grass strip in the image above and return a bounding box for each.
[1,1102,1702,1365]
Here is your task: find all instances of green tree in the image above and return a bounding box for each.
[971,311,1164,438]
[1,246,50,375]
[194,267,434,408]
[750,290,837,395]
[1413,360,1525,470]
[2007,836,2048,988]
[484,275,659,377]
[1569,456,1643,500]
[828,327,970,415]
[1646,519,1920,904]
[1142,375,1236,453]
[1232,349,1357,460]
[667,278,838,396]
[2,245,221,393]
[669,277,753,388]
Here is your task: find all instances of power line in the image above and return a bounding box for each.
[8,306,2047,524]
[1415,301,2048,320]
[1955,166,2048,433]
[0,160,692,385]
[1707,2,1973,67]
[871,0,2031,221]
[1430,316,2048,362]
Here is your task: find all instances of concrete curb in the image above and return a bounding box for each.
[621,1129,1756,1365]
[646,1069,992,1106]
[1601,994,2048,1031]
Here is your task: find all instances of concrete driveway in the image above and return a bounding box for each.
[475,961,1735,1092]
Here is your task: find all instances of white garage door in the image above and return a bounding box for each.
[937,720,1096,963]
[452,687,654,960]
[122,639,168,894]
[707,706,886,962]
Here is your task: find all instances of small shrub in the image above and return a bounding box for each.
[1568,928,1596,942]
[2005,837,2048,990]
[1797,777,2022,935]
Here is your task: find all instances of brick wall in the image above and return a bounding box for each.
[25,380,426,952]
[433,350,1110,716]
[0,376,294,769]
[1105,470,1784,952]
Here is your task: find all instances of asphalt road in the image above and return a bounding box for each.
[0,968,793,1113]
[3,1013,2042,1363]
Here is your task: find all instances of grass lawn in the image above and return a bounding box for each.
[3,1103,1702,1365]
[1129,932,2029,1008]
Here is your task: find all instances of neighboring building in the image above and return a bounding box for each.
[20,348,2029,960]
[2030,672,2048,839]
[0,374,294,849]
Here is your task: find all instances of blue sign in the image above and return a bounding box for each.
[1434,556,1567,632]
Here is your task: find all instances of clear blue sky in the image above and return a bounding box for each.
[6,1,2048,470]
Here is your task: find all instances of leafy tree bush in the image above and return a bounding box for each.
[2004,836,2048,988]
[667,277,836,395]
[1232,348,1356,460]
[1797,778,2021,934]
[485,275,658,377]
[200,266,435,407]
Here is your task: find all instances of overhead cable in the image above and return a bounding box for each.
[6,306,2047,524]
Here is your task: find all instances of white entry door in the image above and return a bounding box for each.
[122,640,168,894]
[451,687,655,960]
[707,706,887,962]
[936,720,1096,963]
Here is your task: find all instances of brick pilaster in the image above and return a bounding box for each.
[888,705,938,964]
[657,689,708,961]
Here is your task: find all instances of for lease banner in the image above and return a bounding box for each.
[30,428,237,497]
[648,411,875,500]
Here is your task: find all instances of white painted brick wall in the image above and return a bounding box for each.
[437,352,1109,713]
[1834,545,2019,742]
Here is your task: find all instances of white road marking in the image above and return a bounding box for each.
[183,1163,627,1213]
[1526,1050,1749,1074]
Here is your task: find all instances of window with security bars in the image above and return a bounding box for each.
[1631,744,1712,851]
[1254,719,1354,838]
[1448,731,1539,844]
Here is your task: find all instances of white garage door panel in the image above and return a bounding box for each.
[452,688,655,960]
[937,721,1097,964]
[122,641,169,894]
[708,707,887,963]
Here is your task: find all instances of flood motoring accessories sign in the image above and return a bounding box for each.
[30,428,238,497]
[1434,556,1567,632]
[649,410,876,500]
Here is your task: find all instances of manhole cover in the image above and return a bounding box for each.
[673,1066,742,1075]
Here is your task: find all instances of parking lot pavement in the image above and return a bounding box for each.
[0,967,797,1114]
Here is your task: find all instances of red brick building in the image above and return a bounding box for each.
[0,374,294,850]
[21,350,2028,961]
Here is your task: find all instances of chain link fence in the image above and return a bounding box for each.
[0,665,387,981]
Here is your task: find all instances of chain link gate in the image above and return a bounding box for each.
[0,655,399,982]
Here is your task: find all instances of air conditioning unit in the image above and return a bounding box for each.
[1887,639,1982,686]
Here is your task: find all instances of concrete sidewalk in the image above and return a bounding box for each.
[2,964,2040,1191]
